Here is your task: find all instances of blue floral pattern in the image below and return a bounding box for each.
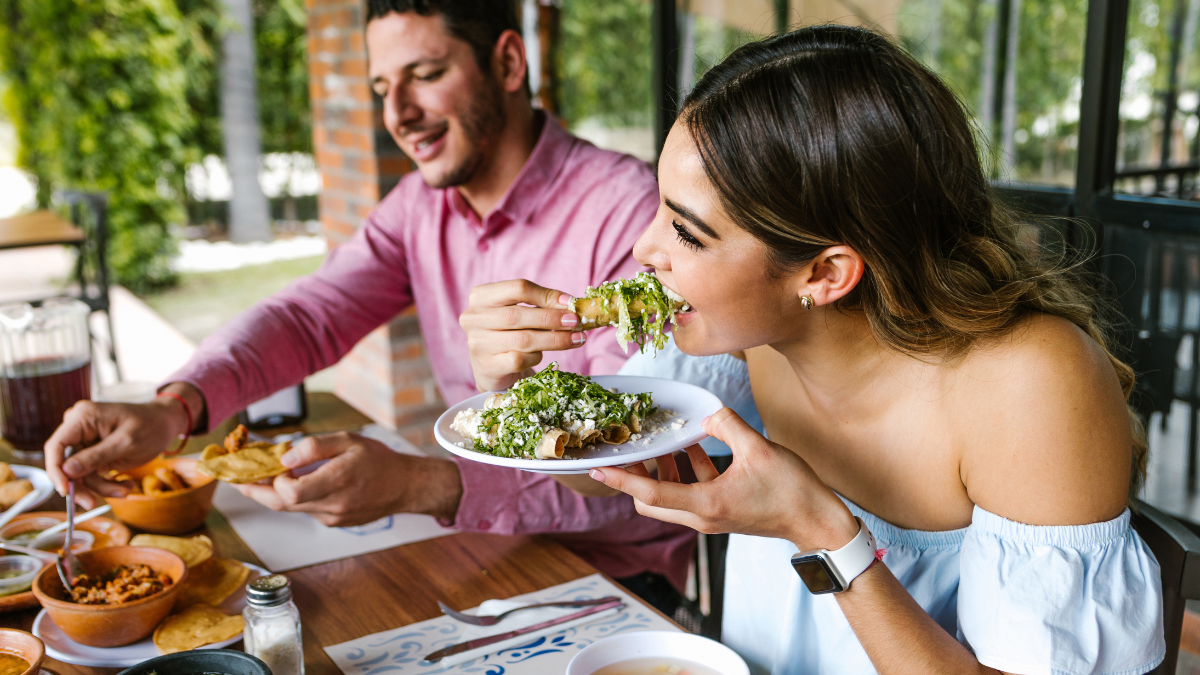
[324,574,681,675]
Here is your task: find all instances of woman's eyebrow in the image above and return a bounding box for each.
[664,197,720,239]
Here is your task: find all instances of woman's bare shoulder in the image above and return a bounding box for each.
[952,313,1132,525]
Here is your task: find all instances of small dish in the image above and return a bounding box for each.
[0,627,45,675]
[565,631,749,675]
[0,557,44,598]
[105,458,217,534]
[31,546,187,648]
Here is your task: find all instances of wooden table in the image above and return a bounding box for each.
[0,394,608,675]
[0,211,84,251]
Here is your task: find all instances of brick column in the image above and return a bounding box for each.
[306,0,446,450]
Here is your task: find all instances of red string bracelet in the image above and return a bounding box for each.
[156,392,193,457]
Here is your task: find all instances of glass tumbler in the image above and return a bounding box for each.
[0,298,92,457]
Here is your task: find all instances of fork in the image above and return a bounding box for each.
[438,596,622,626]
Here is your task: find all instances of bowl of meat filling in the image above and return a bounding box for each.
[31,546,187,647]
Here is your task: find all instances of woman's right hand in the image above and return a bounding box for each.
[43,393,192,508]
[459,279,588,392]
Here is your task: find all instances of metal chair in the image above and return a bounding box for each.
[56,192,120,382]
[1132,499,1200,673]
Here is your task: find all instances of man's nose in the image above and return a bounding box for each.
[384,87,422,134]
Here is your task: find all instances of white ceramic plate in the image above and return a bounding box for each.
[566,630,749,675]
[434,376,723,475]
[33,562,269,667]
[10,466,54,512]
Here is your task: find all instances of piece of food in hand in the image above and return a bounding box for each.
[0,479,33,509]
[174,557,250,609]
[570,271,689,354]
[130,534,214,568]
[451,362,655,460]
[197,424,290,484]
[153,603,245,654]
[69,564,173,605]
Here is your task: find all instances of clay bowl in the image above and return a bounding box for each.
[32,546,187,648]
[105,458,217,534]
[0,628,44,675]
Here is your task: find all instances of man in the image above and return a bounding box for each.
[44,0,692,611]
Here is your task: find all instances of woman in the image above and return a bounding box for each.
[459,25,1163,674]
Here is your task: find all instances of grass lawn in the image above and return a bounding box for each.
[142,255,325,346]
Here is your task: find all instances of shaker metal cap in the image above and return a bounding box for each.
[247,574,293,606]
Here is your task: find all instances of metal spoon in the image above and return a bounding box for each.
[55,447,84,590]
[437,596,622,627]
[0,542,58,562]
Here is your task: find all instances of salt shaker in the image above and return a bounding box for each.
[243,574,304,675]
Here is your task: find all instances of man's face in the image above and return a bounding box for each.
[367,12,505,189]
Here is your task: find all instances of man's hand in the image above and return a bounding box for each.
[459,279,587,393]
[44,383,201,509]
[234,432,463,527]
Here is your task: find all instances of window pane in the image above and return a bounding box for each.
[552,0,656,161]
[1116,0,1200,200]
[679,0,1088,187]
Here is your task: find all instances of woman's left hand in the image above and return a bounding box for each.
[589,408,859,551]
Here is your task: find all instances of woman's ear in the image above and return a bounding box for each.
[803,245,865,307]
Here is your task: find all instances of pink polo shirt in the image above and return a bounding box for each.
[168,115,694,590]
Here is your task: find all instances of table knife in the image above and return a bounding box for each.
[421,598,625,663]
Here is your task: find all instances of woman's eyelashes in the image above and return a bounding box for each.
[673,220,705,251]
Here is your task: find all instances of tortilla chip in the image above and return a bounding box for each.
[130,534,213,568]
[0,479,33,509]
[197,442,289,484]
[153,604,245,654]
[175,558,250,609]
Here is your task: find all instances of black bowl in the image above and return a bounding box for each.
[118,650,270,675]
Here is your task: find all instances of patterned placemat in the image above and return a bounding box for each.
[324,573,682,674]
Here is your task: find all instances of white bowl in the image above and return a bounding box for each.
[566,631,749,675]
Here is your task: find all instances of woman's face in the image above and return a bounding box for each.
[634,125,808,356]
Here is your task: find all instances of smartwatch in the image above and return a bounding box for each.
[790,517,877,594]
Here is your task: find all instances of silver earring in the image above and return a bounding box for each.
[800,295,815,310]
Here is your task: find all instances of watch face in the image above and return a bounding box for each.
[791,554,843,594]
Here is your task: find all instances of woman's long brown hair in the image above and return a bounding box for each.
[681,25,1147,496]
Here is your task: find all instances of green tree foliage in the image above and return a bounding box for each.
[0,0,220,291]
[0,0,310,291]
[256,0,311,155]
[559,0,653,127]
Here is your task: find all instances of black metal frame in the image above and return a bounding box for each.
[54,191,120,382]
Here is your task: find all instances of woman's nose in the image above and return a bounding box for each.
[634,219,670,270]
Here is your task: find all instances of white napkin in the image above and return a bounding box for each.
[439,598,622,666]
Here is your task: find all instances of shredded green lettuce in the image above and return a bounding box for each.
[471,363,655,459]
[576,272,682,355]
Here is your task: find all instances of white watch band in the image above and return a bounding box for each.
[824,517,877,590]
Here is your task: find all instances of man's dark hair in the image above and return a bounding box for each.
[366,0,526,92]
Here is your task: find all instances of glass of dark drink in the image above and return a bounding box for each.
[0,299,93,458]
